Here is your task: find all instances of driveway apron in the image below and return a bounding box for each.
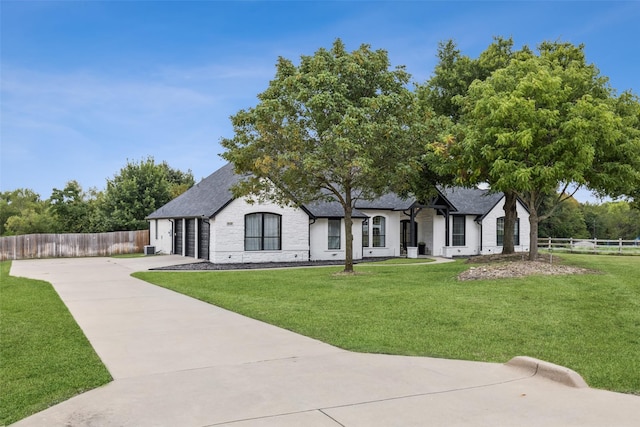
[9,256,640,426]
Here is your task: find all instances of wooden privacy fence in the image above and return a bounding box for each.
[0,230,150,261]
[538,237,640,255]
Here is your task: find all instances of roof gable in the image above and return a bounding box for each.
[438,187,504,216]
[147,163,241,219]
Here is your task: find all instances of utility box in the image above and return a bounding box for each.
[144,245,155,255]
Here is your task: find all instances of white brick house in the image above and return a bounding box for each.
[147,163,530,263]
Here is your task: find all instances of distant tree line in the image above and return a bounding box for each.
[538,193,640,240]
[0,157,194,236]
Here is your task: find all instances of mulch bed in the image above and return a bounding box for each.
[150,257,395,271]
[458,253,595,281]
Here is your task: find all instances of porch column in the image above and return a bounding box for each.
[409,208,417,247]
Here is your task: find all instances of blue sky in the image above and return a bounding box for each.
[2,1,639,203]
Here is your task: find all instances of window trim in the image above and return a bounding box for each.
[244,212,282,251]
[328,218,341,250]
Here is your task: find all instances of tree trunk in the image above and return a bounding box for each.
[528,193,539,261]
[501,190,517,254]
[343,194,354,273]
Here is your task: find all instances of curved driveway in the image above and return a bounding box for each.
[10,256,639,426]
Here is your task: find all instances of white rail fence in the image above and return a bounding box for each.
[538,237,640,255]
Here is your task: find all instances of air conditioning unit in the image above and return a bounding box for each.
[144,245,155,255]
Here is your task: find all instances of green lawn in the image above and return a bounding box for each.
[135,254,640,394]
[368,257,435,264]
[0,262,112,425]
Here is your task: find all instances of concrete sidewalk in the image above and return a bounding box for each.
[10,256,639,426]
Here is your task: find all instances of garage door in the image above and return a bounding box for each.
[185,218,196,257]
[198,219,210,260]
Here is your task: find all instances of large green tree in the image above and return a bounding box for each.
[100,157,194,231]
[221,39,427,272]
[457,41,640,259]
[49,181,95,233]
[419,37,523,254]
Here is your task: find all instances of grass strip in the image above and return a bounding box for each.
[0,261,112,425]
[368,257,436,264]
[135,254,640,394]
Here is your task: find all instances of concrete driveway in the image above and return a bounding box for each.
[9,256,639,426]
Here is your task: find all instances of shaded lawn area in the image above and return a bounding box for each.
[0,261,112,425]
[135,254,640,394]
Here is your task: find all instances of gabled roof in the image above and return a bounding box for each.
[438,187,504,216]
[147,163,506,220]
[147,163,241,219]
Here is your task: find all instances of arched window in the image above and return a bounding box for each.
[372,216,386,247]
[245,213,281,251]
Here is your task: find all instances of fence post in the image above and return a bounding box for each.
[619,238,622,254]
[594,237,597,254]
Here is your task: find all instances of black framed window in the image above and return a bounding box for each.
[452,215,465,246]
[328,218,341,249]
[497,217,520,246]
[245,213,281,251]
[372,216,386,247]
[362,219,369,247]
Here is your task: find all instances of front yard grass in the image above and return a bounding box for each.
[369,257,435,264]
[135,254,640,394]
[0,261,112,425]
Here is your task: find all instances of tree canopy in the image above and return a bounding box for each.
[418,37,525,254]
[0,189,55,235]
[221,39,432,272]
[101,157,194,231]
[453,41,640,259]
[49,181,97,233]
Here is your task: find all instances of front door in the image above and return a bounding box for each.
[401,220,418,254]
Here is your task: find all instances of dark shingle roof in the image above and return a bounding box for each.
[438,187,503,216]
[147,163,241,219]
[147,164,504,220]
[303,200,368,218]
[355,192,415,211]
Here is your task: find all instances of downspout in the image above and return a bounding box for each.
[309,217,316,261]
